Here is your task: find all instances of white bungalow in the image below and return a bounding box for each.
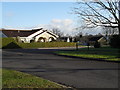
[2,28,59,43]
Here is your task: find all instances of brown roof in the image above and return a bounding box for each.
[2,28,43,37]
[89,36,103,41]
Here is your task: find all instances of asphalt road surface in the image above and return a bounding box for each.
[2,49,119,88]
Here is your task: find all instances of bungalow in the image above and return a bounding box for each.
[1,28,59,43]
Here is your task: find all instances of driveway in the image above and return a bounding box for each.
[2,49,119,88]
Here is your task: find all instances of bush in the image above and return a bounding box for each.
[109,35,120,48]
[2,42,22,49]
[94,41,101,48]
[2,37,17,48]
[18,42,76,49]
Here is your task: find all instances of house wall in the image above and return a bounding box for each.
[20,37,33,43]
[20,32,58,43]
[13,29,59,43]
[35,32,57,42]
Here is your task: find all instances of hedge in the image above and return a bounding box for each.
[2,37,17,48]
[1,37,76,49]
[18,42,76,49]
[109,35,120,48]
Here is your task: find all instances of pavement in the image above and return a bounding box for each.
[2,48,119,88]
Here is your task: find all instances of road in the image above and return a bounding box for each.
[2,49,119,88]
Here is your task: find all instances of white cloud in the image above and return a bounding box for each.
[51,19,73,26]
[3,18,103,36]
[35,18,103,36]
[35,19,76,35]
[51,19,62,24]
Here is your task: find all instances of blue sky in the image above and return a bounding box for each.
[2,2,76,29]
[1,1,102,35]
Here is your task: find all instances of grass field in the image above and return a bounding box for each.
[56,47,120,61]
[2,69,65,88]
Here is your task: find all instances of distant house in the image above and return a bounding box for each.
[1,28,59,43]
[89,35,107,45]
[89,36,103,41]
[59,37,73,42]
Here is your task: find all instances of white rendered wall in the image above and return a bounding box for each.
[35,32,57,42]
[20,37,32,43]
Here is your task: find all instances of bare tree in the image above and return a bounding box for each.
[51,28,64,37]
[102,26,118,36]
[73,0,120,35]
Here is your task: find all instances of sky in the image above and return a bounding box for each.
[1,1,103,35]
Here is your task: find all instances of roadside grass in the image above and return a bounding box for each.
[56,47,120,61]
[2,69,65,88]
[0,69,2,89]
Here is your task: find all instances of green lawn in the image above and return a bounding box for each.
[56,47,120,61]
[2,69,66,88]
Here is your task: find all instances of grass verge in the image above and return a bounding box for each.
[2,69,65,88]
[0,69,2,89]
[56,47,120,62]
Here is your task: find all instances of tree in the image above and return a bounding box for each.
[102,26,118,36]
[74,32,83,41]
[51,28,64,37]
[73,0,120,35]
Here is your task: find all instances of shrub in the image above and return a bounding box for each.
[2,42,22,49]
[18,42,76,49]
[2,37,17,48]
[94,41,101,48]
[109,35,120,48]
